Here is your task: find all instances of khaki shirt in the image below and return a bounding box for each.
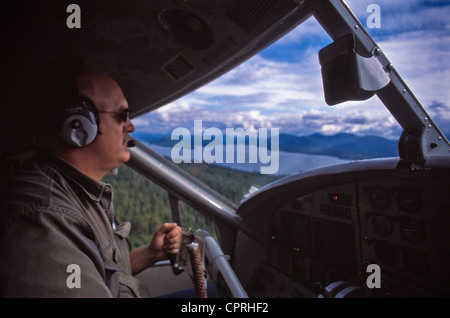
[0,152,150,297]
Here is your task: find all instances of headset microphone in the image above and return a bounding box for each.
[127,140,136,148]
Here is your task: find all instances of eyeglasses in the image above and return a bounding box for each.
[99,110,130,123]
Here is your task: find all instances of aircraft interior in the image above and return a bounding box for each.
[1,0,450,298]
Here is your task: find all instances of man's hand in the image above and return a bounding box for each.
[129,223,182,276]
[149,223,182,261]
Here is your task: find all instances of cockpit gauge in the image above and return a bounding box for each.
[371,214,393,236]
[399,218,425,243]
[368,187,390,209]
[397,189,421,213]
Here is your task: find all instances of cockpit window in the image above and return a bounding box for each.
[132,0,449,203]
[345,0,450,141]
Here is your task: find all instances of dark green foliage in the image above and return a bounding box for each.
[103,165,171,248]
[103,163,277,248]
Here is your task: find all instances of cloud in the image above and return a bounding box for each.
[135,0,449,141]
[346,0,450,31]
[195,54,325,112]
[135,98,403,139]
[427,101,450,137]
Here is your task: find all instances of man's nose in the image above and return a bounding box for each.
[125,118,135,133]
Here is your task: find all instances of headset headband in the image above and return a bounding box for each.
[46,56,100,148]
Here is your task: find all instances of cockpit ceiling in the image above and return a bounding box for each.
[1,0,312,119]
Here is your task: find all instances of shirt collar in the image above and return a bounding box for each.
[38,151,110,203]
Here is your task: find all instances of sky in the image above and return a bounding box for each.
[133,0,450,141]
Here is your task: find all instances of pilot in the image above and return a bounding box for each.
[0,56,182,297]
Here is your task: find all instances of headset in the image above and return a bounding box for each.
[58,93,100,148]
[46,56,100,148]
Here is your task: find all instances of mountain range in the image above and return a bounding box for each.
[132,132,399,160]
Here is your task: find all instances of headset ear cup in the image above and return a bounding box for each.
[58,94,99,147]
[59,114,98,147]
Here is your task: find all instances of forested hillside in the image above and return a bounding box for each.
[103,162,277,248]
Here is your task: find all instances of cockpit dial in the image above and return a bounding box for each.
[368,188,390,209]
[371,214,393,236]
[399,218,425,243]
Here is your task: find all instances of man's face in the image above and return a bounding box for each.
[80,73,135,174]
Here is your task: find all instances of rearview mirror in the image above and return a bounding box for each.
[319,33,390,105]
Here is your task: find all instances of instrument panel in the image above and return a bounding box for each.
[243,173,450,297]
[358,178,450,295]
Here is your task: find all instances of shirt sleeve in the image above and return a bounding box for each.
[0,207,114,298]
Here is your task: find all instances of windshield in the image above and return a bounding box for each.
[129,0,449,204]
[345,0,450,139]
